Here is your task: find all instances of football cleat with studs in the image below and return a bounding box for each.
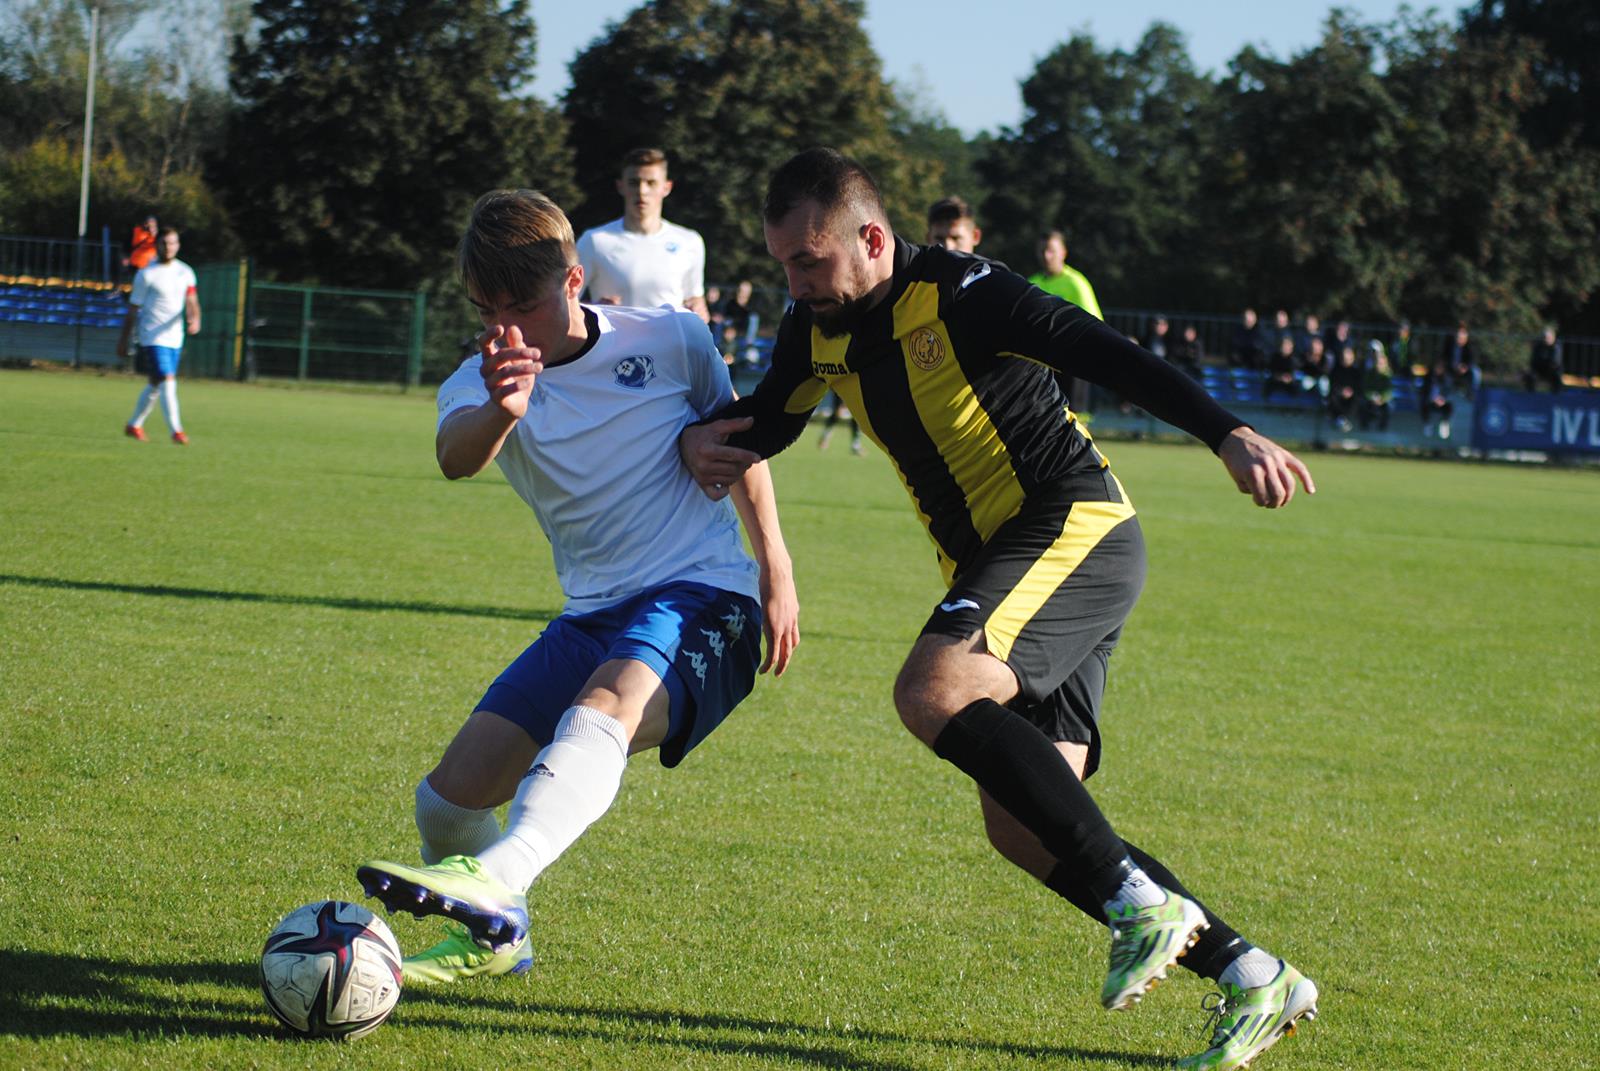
[1176,961,1319,1070]
[357,855,529,952]
[402,923,533,985]
[1101,890,1209,1011]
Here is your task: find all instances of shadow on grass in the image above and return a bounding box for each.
[0,950,1170,1067]
[0,572,557,623]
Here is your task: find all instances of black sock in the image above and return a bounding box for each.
[1043,841,1250,981]
[933,698,1132,902]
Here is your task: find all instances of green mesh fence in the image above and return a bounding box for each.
[246,281,426,388]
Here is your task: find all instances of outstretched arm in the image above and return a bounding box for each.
[729,459,799,676]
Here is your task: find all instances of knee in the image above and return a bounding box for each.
[892,666,952,746]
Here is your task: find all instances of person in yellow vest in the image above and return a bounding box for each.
[1028,229,1102,318]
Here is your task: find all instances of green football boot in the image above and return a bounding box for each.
[1101,890,1209,1010]
[357,854,529,952]
[1176,961,1319,1071]
[402,923,534,985]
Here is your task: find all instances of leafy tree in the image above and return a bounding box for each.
[562,0,948,288]
[976,24,1218,306]
[216,0,573,290]
[1463,0,1600,149]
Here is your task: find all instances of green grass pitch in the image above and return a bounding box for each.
[1,368,1596,1069]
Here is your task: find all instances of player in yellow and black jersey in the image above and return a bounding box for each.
[681,149,1320,1070]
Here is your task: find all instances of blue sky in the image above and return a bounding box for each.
[533,0,1467,136]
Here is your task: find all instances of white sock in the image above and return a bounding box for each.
[476,705,630,894]
[413,777,501,864]
[1218,948,1282,990]
[158,378,182,433]
[129,385,157,427]
[1105,865,1168,913]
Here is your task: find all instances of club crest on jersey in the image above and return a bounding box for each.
[908,327,946,372]
[613,354,655,389]
[666,242,680,254]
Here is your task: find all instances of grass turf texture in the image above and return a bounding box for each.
[1,367,1596,1070]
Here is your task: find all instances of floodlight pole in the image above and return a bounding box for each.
[77,5,99,248]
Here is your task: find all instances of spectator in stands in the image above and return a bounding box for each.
[119,227,199,445]
[1421,355,1455,439]
[1324,319,1354,362]
[576,147,709,321]
[705,284,725,331]
[1295,314,1322,361]
[718,321,740,366]
[1441,323,1480,396]
[1393,319,1415,372]
[122,214,159,274]
[1299,336,1331,397]
[1271,308,1294,352]
[1265,335,1300,400]
[1145,315,1170,361]
[1168,323,1204,380]
[1361,340,1394,431]
[925,196,982,253]
[720,279,757,338]
[1327,345,1362,432]
[1231,308,1265,370]
[1523,326,1563,393]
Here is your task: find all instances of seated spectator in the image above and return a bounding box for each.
[720,279,756,337]
[1324,319,1354,362]
[1295,313,1322,361]
[1523,326,1563,393]
[1271,308,1293,351]
[1327,345,1362,431]
[718,321,740,365]
[1265,335,1300,400]
[1442,323,1480,396]
[1145,314,1170,360]
[1168,323,1204,379]
[1421,355,1456,438]
[1298,336,1331,397]
[1231,307,1265,369]
[1393,319,1416,373]
[705,285,725,331]
[1361,340,1394,431]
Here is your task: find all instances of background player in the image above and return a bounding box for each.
[358,189,798,984]
[120,227,199,445]
[925,196,982,253]
[576,147,709,321]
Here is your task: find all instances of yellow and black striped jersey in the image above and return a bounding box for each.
[722,239,1243,583]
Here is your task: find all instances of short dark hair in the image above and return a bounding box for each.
[621,147,668,173]
[763,147,888,229]
[927,195,975,226]
[157,227,179,241]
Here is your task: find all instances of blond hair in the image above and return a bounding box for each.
[458,189,576,303]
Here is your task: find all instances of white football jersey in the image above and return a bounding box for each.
[437,305,758,614]
[576,218,706,311]
[130,259,197,349]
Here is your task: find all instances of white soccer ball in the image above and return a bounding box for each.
[259,899,403,1040]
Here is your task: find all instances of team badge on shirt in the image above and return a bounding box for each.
[613,355,656,389]
[908,327,946,372]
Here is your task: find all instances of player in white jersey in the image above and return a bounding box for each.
[358,189,798,985]
[119,228,200,444]
[576,147,709,321]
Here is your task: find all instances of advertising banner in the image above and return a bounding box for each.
[1472,388,1600,455]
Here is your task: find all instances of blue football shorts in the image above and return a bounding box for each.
[142,345,182,381]
[478,580,762,768]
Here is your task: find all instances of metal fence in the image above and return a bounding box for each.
[246,281,425,387]
[0,232,125,285]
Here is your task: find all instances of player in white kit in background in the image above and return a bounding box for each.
[576,147,709,322]
[358,189,798,985]
[120,228,200,444]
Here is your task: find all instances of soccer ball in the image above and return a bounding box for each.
[259,900,403,1039]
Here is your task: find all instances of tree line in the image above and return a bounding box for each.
[3,0,1597,346]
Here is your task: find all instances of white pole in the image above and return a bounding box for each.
[77,5,99,240]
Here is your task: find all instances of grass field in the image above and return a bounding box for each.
[1,367,1597,1070]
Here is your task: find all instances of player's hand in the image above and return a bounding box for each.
[679,417,760,501]
[1218,427,1315,508]
[758,555,799,677]
[478,324,541,421]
